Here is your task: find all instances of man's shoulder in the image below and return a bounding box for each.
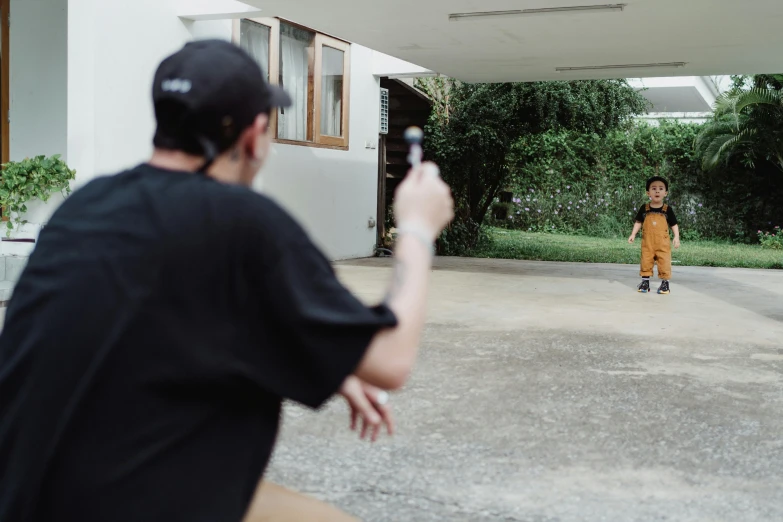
[216,184,299,226]
[53,165,303,237]
[89,164,295,221]
[47,167,141,215]
[203,184,314,251]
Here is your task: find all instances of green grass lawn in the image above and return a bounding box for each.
[473,228,783,269]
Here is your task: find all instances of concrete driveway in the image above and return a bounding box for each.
[265,257,783,522]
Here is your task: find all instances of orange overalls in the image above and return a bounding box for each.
[640,203,672,280]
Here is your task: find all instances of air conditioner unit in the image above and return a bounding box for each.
[379,88,389,135]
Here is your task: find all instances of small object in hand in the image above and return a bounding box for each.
[405,126,424,168]
[404,126,424,146]
[375,391,389,406]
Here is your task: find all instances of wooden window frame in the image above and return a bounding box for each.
[232,17,280,143]
[1,0,9,166]
[233,17,351,151]
[314,34,350,149]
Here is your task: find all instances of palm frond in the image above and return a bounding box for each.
[713,93,738,116]
[701,129,756,171]
[713,88,782,120]
[733,88,782,113]
[695,119,745,151]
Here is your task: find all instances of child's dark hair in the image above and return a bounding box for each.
[646,176,669,191]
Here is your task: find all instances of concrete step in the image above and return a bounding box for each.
[0,222,38,304]
[0,255,29,282]
[0,280,13,304]
[0,255,29,305]
[4,255,28,284]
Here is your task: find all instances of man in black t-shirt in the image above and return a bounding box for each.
[628,176,681,294]
[0,40,453,521]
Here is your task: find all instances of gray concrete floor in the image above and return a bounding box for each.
[265,258,783,522]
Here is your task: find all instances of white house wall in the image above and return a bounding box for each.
[16,0,388,261]
[66,0,96,195]
[186,22,384,259]
[66,1,242,184]
[89,0,193,177]
[257,44,383,260]
[186,18,383,259]
[183,18,384,260]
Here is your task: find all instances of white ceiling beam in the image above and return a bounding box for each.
[178,0,263,21]
[237,0,783,83]
[373,52,436,78]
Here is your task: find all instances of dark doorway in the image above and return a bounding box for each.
[376,78,432,249]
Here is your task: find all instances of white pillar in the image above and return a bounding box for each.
[9,0,69,225]
[9,0,68,161]
[67,0,97,190]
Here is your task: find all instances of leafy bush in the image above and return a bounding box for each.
[416,77,649,255]
[493,179,714,239]
[0,155,76,236]
[502,122,709,238]
[436,217,490,257]
[758,227,783,249]
[501,120,783,242]
[418,74,783,254]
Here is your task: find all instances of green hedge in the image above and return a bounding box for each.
[493,121,783,243]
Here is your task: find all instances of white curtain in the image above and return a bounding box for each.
[239,20,270,81]
[279,24,311,141]
[320,47,344,137]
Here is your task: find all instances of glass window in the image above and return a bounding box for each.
[239,20,271,82]
[235,18,351,149]
[278,23,314,142]
[320,46,345,138]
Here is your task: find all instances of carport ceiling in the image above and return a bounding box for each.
[246,0,782,83]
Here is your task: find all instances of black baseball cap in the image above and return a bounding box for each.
[152,39,291,162]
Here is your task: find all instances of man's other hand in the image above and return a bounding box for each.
[338,376,395,443]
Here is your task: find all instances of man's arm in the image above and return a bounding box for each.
[354,234,432,390]
[240,163,450,408]
[354,163,453,391]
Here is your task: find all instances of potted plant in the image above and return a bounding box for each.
[0,155,76,236]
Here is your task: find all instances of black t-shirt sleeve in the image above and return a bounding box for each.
[634,206,645,223]
[241,196,398,409]
[667,206,678,227]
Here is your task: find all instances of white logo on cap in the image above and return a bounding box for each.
[162,79,192,94]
